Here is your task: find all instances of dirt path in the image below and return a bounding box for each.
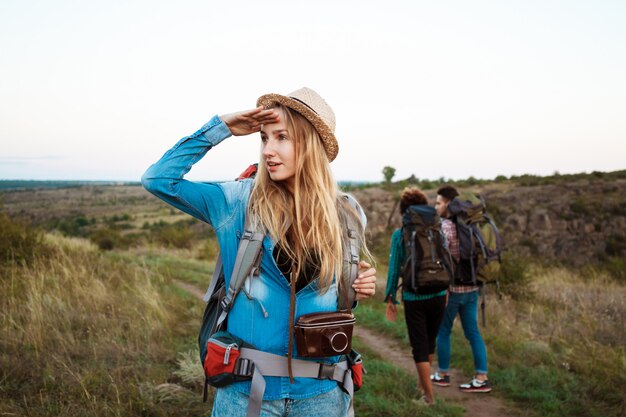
[174,279,206,299]
[353,326,513,417]
[174,279,514,417]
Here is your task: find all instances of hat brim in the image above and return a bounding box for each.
[256,93,338,162]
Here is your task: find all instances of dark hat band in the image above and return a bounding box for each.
[289,96,318,115]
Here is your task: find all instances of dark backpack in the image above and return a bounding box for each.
[401,205,453,294]
[447,193,504,286]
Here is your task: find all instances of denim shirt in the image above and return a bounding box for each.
[141,115,347,400]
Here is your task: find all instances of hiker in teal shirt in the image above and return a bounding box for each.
[384,187,448,406]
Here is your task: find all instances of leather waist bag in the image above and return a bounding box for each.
[294,311,355,357]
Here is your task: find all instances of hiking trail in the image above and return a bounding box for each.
[353,326,514,417]
[174,279,516,417]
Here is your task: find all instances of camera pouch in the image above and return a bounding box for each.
[294,311,355,357]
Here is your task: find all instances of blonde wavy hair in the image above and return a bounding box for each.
[248,104,369,291]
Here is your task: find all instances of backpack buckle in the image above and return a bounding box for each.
[220,287,236,311]
[318,363,336,380]
[350,254,359,264]
[234,358,255,377]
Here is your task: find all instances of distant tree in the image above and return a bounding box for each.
[420,179,434,190]
[382,166,396,185]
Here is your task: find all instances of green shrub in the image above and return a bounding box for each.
[195,238,220,261]
[519,237,539,255]
[419,179,435,190]
[602,256,626,283]
[89,228,131,251]
[569,197,591,216]
[605,234,626,257]
[51,214,92,237]
[498,254,533,299]
[154,224,194,249]
[0,212,45,265]
[105,213,132,224]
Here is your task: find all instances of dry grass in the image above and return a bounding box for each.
[488,266,625,350]
[482,266,626,416]
[361,263,626,416]
[0,233,206,416]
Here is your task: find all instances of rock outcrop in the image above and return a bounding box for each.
[350,178,626,266]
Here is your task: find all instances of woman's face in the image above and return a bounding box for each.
[260,108,296,189]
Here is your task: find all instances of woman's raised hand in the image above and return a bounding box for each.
[353,261,377,301]
[219,107,280,136]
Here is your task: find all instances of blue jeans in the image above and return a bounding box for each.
[436,290,488,374]
[211,384,351,417]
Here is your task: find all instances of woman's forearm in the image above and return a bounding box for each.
[141,115,233,225]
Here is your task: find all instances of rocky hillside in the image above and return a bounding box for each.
[2,175,624,268]
[350,177,626,266]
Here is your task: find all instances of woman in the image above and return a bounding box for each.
[142,87,377,417]
[384,187,448,405]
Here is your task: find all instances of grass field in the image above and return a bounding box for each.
[1,181,624,416]
[358,265,626,417]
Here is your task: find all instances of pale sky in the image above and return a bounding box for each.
[1,0,625,182]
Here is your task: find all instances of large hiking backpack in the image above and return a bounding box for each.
[198,165,366,414]
[401,205,453,294]
[447,192,504,286]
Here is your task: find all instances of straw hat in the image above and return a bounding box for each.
[257,87,338,162]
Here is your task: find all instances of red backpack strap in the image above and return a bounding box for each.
[236,164,258,180]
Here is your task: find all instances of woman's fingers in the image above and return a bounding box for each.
[355,291,374,301]
[353,275,376,286]
[352,273,376,297]
[354,258,376,298]
[219,107,280,136]
[251,107,280,124]
[358,260,371,270]
[357,262,375,278]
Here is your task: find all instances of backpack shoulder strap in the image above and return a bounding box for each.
[216,214,265,328]
[203,253,224,302]
[338,194,364,311]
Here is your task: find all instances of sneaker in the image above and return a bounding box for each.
[430,372,450,387]
[459,377,492,393]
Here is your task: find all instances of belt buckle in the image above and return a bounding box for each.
[234,358,255,377]
[317,363,335,380]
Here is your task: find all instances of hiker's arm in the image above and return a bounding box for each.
[384,229,402,305]
[142,116,238,228]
